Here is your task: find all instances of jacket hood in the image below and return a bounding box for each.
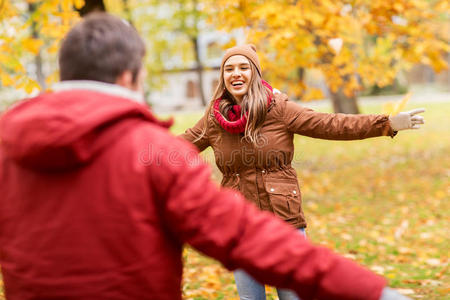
[0,87,172,172]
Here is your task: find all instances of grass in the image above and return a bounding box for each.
[1,99,448,299]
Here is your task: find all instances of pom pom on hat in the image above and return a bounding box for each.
[221,44,261,76]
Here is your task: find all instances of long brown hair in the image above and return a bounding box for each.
[195,59,269,145]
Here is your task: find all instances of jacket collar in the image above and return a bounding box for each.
[213,80,274,134]
[52,80,145,104]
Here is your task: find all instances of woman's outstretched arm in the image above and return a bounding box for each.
[282,98,424,140]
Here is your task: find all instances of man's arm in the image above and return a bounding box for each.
[150,137,387,300]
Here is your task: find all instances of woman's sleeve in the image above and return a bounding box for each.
[283,100,395,140]
[179,113,211,152]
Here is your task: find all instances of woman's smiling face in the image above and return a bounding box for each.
[223,55,252,103]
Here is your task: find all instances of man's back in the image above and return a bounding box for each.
[0,89,189,299]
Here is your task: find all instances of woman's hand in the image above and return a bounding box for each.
[389,108,425,131]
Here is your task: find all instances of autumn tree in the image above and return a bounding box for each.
[76,0,105,16]
[79,0,211,105]
[130,0,210,106]
[3,0,447,112]
[171,0,208,106]
[205,0,449,113]
[0,0,82,97]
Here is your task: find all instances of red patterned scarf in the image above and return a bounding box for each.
[213,80,273,134]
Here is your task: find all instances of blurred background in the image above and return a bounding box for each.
[0,1,449,299]
[0,0,448,112]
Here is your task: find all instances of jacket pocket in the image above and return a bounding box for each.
[264,180,301,220]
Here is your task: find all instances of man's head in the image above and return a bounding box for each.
[59,13,146,92]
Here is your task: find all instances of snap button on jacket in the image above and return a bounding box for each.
[181,93,394,228]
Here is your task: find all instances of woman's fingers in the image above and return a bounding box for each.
[389,108,426,131]
[411,115,425,124]
[407,108,425,116]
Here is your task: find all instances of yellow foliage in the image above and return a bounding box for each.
[393,3,404,12]
[382,93,412,116]
[24,79,40,94]
[0,0,81,93]
[303,87,325,101]
[104,0,124,14]
[45,70,60,87]
[22,38,44,55]
[16,77,40,94]
[220,37,237,50]
[47,41,60,54]
[306,11,325,26]
[73,0,85,10]
[0,50,25,73]
[0,0,17,20]
[0,72,14,87]
[205,0,449,99]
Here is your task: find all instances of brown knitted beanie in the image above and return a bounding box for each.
[221,44,262,76]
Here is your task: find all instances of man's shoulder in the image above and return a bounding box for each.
[126,121,206,181]
[128,121,200,159]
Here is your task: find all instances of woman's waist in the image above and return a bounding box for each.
[221,165,294,178]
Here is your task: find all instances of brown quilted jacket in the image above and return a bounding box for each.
[180,93,394,228]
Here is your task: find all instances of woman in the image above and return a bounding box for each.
[180,44,424,300]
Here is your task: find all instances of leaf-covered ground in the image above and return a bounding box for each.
[0,100,448,299]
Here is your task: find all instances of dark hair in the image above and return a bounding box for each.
[59,13,146,84]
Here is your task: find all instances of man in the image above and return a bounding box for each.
[0,13,409,300]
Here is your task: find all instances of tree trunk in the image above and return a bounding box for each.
[28,3,46,90]
[297,67,305,81]
[34,53,46,90]
[77,0,106,16]
[192,36,207,106]
[329,88,360,114]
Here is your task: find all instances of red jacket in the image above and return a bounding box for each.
[0,86,386,300]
